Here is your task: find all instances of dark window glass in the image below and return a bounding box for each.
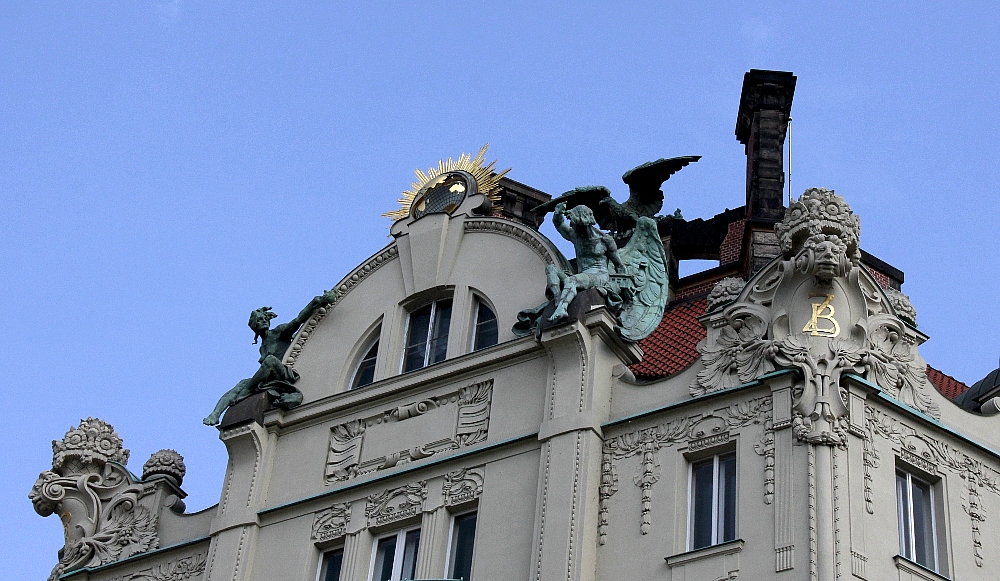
[400,529,420,580]
[719,453,737,542]
[403,304,432,372]
[428,300,452,365]
[450,512,478,581]
[473,302,498,351]
[352,340,379,389]
[373,536,397,581]
[403,300,451,372]
[322,548,343,581]
[691,458,715,550]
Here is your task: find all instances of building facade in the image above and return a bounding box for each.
[31,70,1000,581]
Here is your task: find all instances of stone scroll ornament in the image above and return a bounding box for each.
[29,419,162,581]
[513,172,677,341]
[203,289,337,426]
[691,188,939,447]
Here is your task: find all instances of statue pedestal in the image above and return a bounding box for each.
[537,288,608,335]
[219,392,271,429]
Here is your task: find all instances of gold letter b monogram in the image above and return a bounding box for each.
[803,293,841,337]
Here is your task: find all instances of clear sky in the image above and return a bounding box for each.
[4,3,999,579]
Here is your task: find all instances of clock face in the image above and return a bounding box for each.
[411,171,477,219]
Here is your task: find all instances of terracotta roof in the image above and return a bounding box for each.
[630,297,707,380]
[926,365,969,400]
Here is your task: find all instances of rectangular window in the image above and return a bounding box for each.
[320,548,343,581]
[370,528,420,581]
[896,469,940,571]
[689,452,736,550]
[448,512,477,581]
[403,300,452,372]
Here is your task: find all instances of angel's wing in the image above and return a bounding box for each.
[621,156,701,217]
[531,186,617,231]
[616,216,669,341]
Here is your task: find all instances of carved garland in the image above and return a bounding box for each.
[598,395,773,544]
[865,405,1000,567]
[285,245,399,367]
[366,482,427,528]
[443,467,484,506]
[312,503,351,542]
[325,379,493,484]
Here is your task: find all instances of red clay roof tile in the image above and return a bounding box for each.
[926,365,969,400]
[630,297,707,380]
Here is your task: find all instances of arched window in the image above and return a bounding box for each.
[351,338,379,389]
[402,299,452,372]
[472,299,498,351]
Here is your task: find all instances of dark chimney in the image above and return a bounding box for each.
[736,69,796,222]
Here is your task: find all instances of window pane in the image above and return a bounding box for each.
[718,454,737,543]
[373,536,397,581]
[404,305,432,372]
[896,472,912,558]
[429,300,452,364]
[691,458,715,550]
[400,529,421,580]
[352,341,379,388]
[323,549,343,581]
[473,303,498,351]
[911,478,935,568]
[450,513,477,581]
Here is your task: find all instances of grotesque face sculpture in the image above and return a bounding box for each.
[776,188,860,283]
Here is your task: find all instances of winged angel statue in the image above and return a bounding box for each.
[515,156,698,341]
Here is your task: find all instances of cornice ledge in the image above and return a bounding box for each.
[666,539,745,567]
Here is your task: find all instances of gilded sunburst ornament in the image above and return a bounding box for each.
[384,144,510,222]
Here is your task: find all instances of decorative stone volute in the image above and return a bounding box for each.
[693,189,939,447]
[51,416,130,475]
[30,418,160,581]
[142,449,186,486]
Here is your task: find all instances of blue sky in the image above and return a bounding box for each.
[4,3,999,579]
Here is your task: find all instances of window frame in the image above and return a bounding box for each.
[367,525,422,581]
[469,296,498,353]
[686,450,737,551]
[896,467,943,573]
[444,510,478,581]
[400,298,453,373]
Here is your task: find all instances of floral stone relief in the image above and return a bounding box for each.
[691,188,939,448]
[30,418,161,581]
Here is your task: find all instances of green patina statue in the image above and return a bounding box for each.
[546,202,625,321]
[203,291,336,426]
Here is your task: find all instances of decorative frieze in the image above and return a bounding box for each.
[91,551,207,581]
[366,482,427,528]
[443,467,484,506]
[598,396,773,544]
[312,503,351,542]
[325,379,493,484]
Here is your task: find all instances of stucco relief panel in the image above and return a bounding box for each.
[864,405,1000,568]
[598,395,773,545]
[325,379,493,484]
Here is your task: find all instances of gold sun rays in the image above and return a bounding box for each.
[383,144,510,222]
